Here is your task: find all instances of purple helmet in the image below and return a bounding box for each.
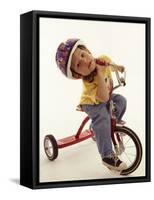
[55,38,85,79]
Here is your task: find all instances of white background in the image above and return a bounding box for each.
[0,0,153,199]
[39,18,145,181]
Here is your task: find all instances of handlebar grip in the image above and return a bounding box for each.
[120,77,126,86]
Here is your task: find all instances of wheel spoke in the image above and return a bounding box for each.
[125,145,135,148]
[123,151,133,164]
[125,152,136,157]
[123,137,131,146]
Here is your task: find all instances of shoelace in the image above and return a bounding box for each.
[108,152,119,166]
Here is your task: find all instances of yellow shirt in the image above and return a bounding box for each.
[79,55,112,105]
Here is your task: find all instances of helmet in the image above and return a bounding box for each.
[55,38,85,79]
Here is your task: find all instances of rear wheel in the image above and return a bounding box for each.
[113,126,142,175]
[44,134,58,161]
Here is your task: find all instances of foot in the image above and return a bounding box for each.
[102,153,127,171]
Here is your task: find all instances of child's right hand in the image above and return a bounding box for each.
[96,58,110,66]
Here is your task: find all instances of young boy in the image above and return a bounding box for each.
[56,38,127,171]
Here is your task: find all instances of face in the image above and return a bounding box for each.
[71,47,96,76]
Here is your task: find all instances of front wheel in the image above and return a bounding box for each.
[113,126,142,175]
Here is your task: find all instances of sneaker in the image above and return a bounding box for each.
[102,153,127,171]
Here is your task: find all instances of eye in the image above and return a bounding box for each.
[81,53,84,57]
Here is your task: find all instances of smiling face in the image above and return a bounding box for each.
[71,47,96,77]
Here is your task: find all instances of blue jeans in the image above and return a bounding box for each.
[81,94,127,158]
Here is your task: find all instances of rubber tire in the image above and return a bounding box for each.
[114,126,142,175]
[44,134,58,161]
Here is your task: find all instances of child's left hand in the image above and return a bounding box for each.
[117,65,125,73]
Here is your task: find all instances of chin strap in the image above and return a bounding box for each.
[71,68,82,79]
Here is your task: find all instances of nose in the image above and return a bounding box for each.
[80,57,89,66]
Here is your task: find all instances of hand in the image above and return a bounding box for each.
[117,65,125,73]
[96,58,110,66]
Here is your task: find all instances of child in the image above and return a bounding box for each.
[56,38,127,171]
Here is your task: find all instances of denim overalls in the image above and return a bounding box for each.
[81,94,127,158]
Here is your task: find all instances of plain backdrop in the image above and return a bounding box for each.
[39,17,145,181]
[0,0,153,199]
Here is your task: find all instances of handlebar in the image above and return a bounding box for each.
[110,63,126,91]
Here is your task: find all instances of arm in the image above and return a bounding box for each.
[96,65,110,102]
[96,55,125,73]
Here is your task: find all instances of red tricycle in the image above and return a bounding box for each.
[44,66,142,175]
